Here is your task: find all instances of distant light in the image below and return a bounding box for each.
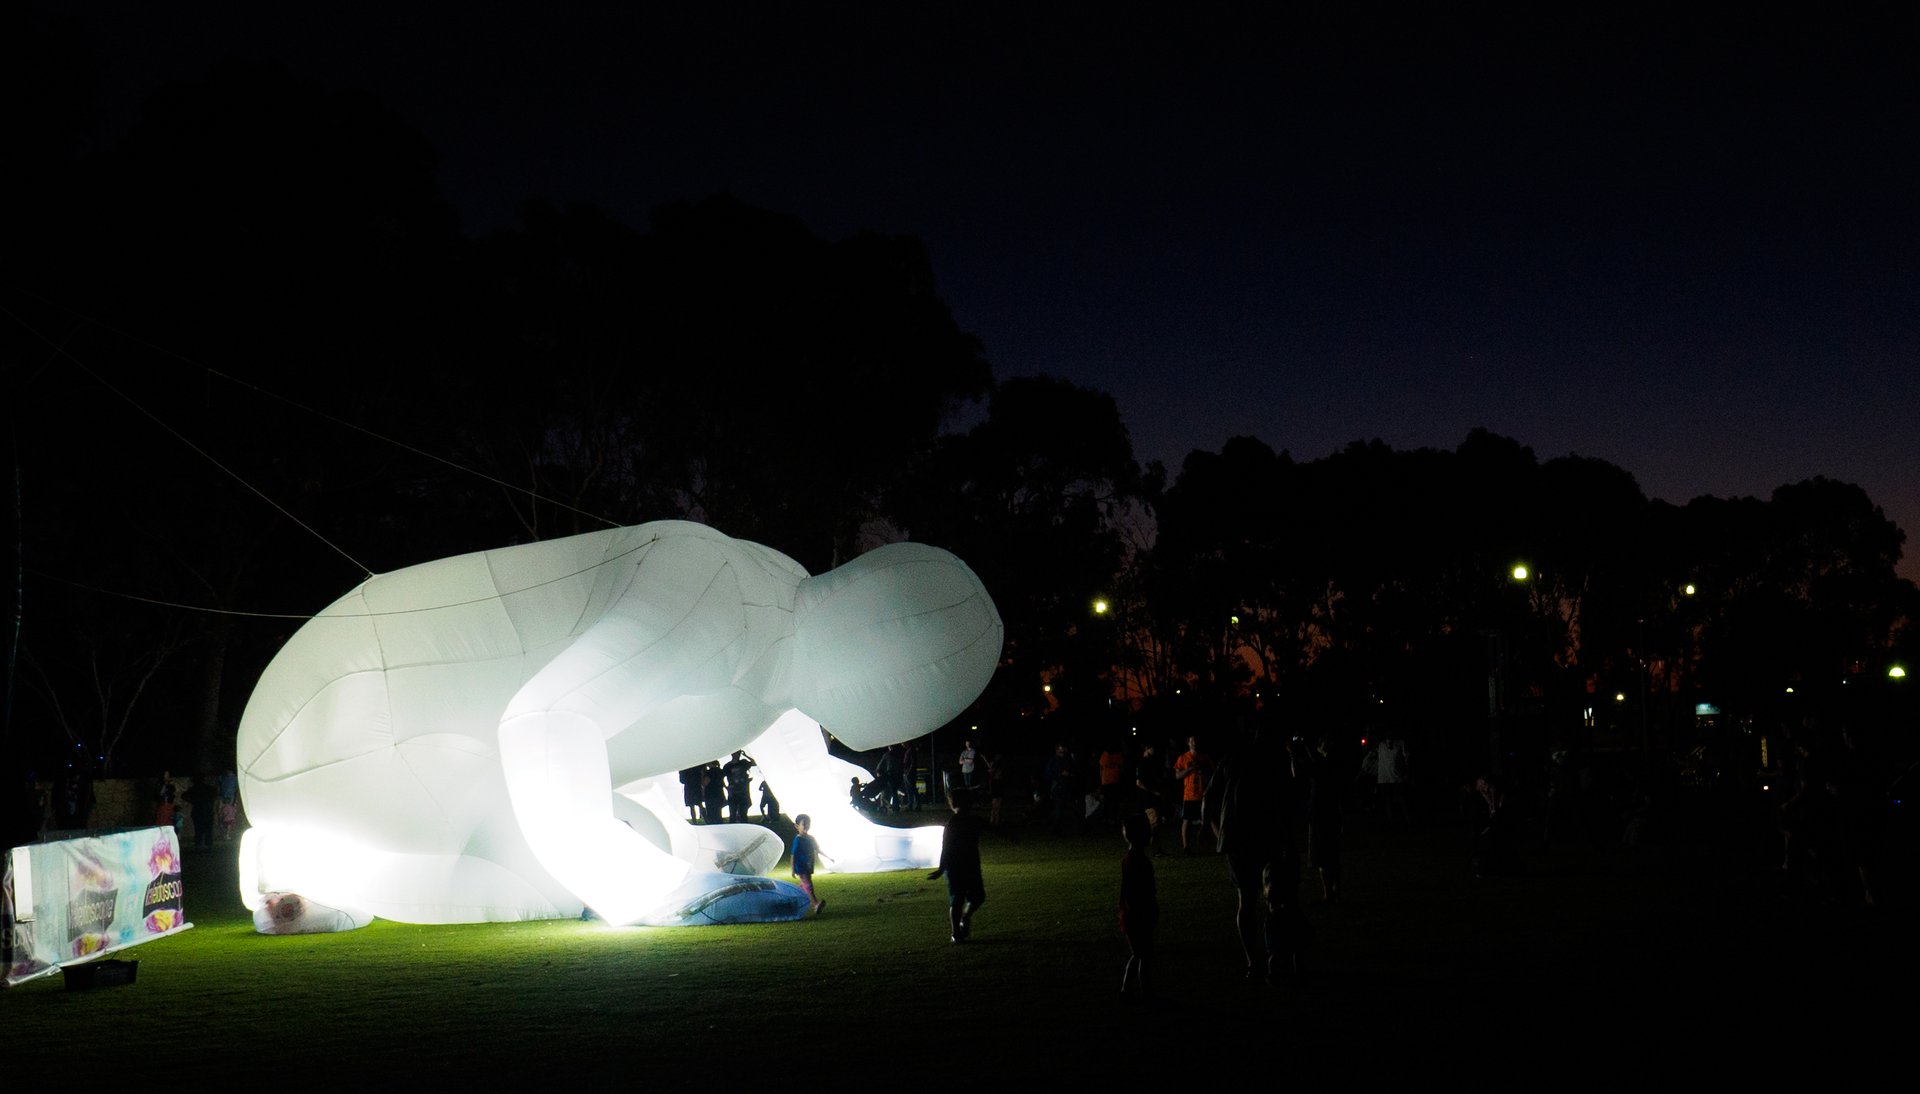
[1891,666,1908,679]
[1229,614,1239,626]
[1615,692,1626,702]
[1511,565,1529,582]
[1785,687,1795,694]
[1683,583,1696,597]
[1092,598,1109,615]
[1042,684,1052,693]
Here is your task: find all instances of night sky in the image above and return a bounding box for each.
[48,5,1920,580]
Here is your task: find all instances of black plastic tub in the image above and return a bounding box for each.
[63,959,138,990]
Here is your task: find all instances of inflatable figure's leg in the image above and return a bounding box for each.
[741,710,942,873]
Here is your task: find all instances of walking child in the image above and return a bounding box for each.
[789,814,830,914]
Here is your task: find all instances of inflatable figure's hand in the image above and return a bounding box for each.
[737,711,941,874]
[710,826,783,874]
[811,806,942,874]
[606,778,782,877]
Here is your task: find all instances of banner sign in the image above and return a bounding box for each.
[4,826,195,987]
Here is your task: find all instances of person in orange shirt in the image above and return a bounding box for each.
[1097,744,1129,819]
[1172,736,1214,853]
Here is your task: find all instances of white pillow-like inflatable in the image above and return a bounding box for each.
[235,520,1001,929]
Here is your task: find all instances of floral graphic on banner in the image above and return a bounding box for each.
[2,827,195,987]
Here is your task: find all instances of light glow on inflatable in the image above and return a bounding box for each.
[235,520,1000,930]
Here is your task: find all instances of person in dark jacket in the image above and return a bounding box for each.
[1203,724,1311,984]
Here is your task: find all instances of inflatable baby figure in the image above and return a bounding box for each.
[235,520,1001,928]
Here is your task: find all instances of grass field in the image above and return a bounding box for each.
[4,799,1910,1085]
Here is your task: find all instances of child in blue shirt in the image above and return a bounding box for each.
[789,814,830,914]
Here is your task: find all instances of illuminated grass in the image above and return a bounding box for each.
[2,807,1904,1083]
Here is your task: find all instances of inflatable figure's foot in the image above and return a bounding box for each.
[809,806,942,874]
[633,871,813,927]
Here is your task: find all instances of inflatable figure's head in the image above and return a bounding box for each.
[789,542,1002,751]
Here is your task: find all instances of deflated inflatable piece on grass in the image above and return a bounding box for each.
[250,891,372,935]
[235,520,1000,930]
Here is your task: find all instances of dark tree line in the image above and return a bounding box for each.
[3,52,1913,795]
[1136,434,1916,786]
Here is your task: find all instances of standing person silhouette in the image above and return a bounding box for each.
[1204,724,1310,984]
[958,739,980,790]
[184,775,219,851]
[1173,736,1214,853]
[929,789,988,942]
[1302,733,1345,904]
[1133,741,1169,854]
[1044,743,1082,833]
[1361,732,1413,826]
[872,744,902,813]
[722,750,757,823]
[1118,811,1160,1001]
[1096,741,1129,822]
[701,761,725,824]
[986,753,1008,826]
[680,766,704,823]
[900,739,921,811]
[52,763,94,832]
[154,778,178,829]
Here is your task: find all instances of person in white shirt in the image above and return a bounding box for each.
[1360,734,1413,825]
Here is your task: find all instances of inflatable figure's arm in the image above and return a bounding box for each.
[499,709,694,923]
[499,537,754,924]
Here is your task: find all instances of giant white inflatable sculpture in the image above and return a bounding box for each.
[234,520,1001,929]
